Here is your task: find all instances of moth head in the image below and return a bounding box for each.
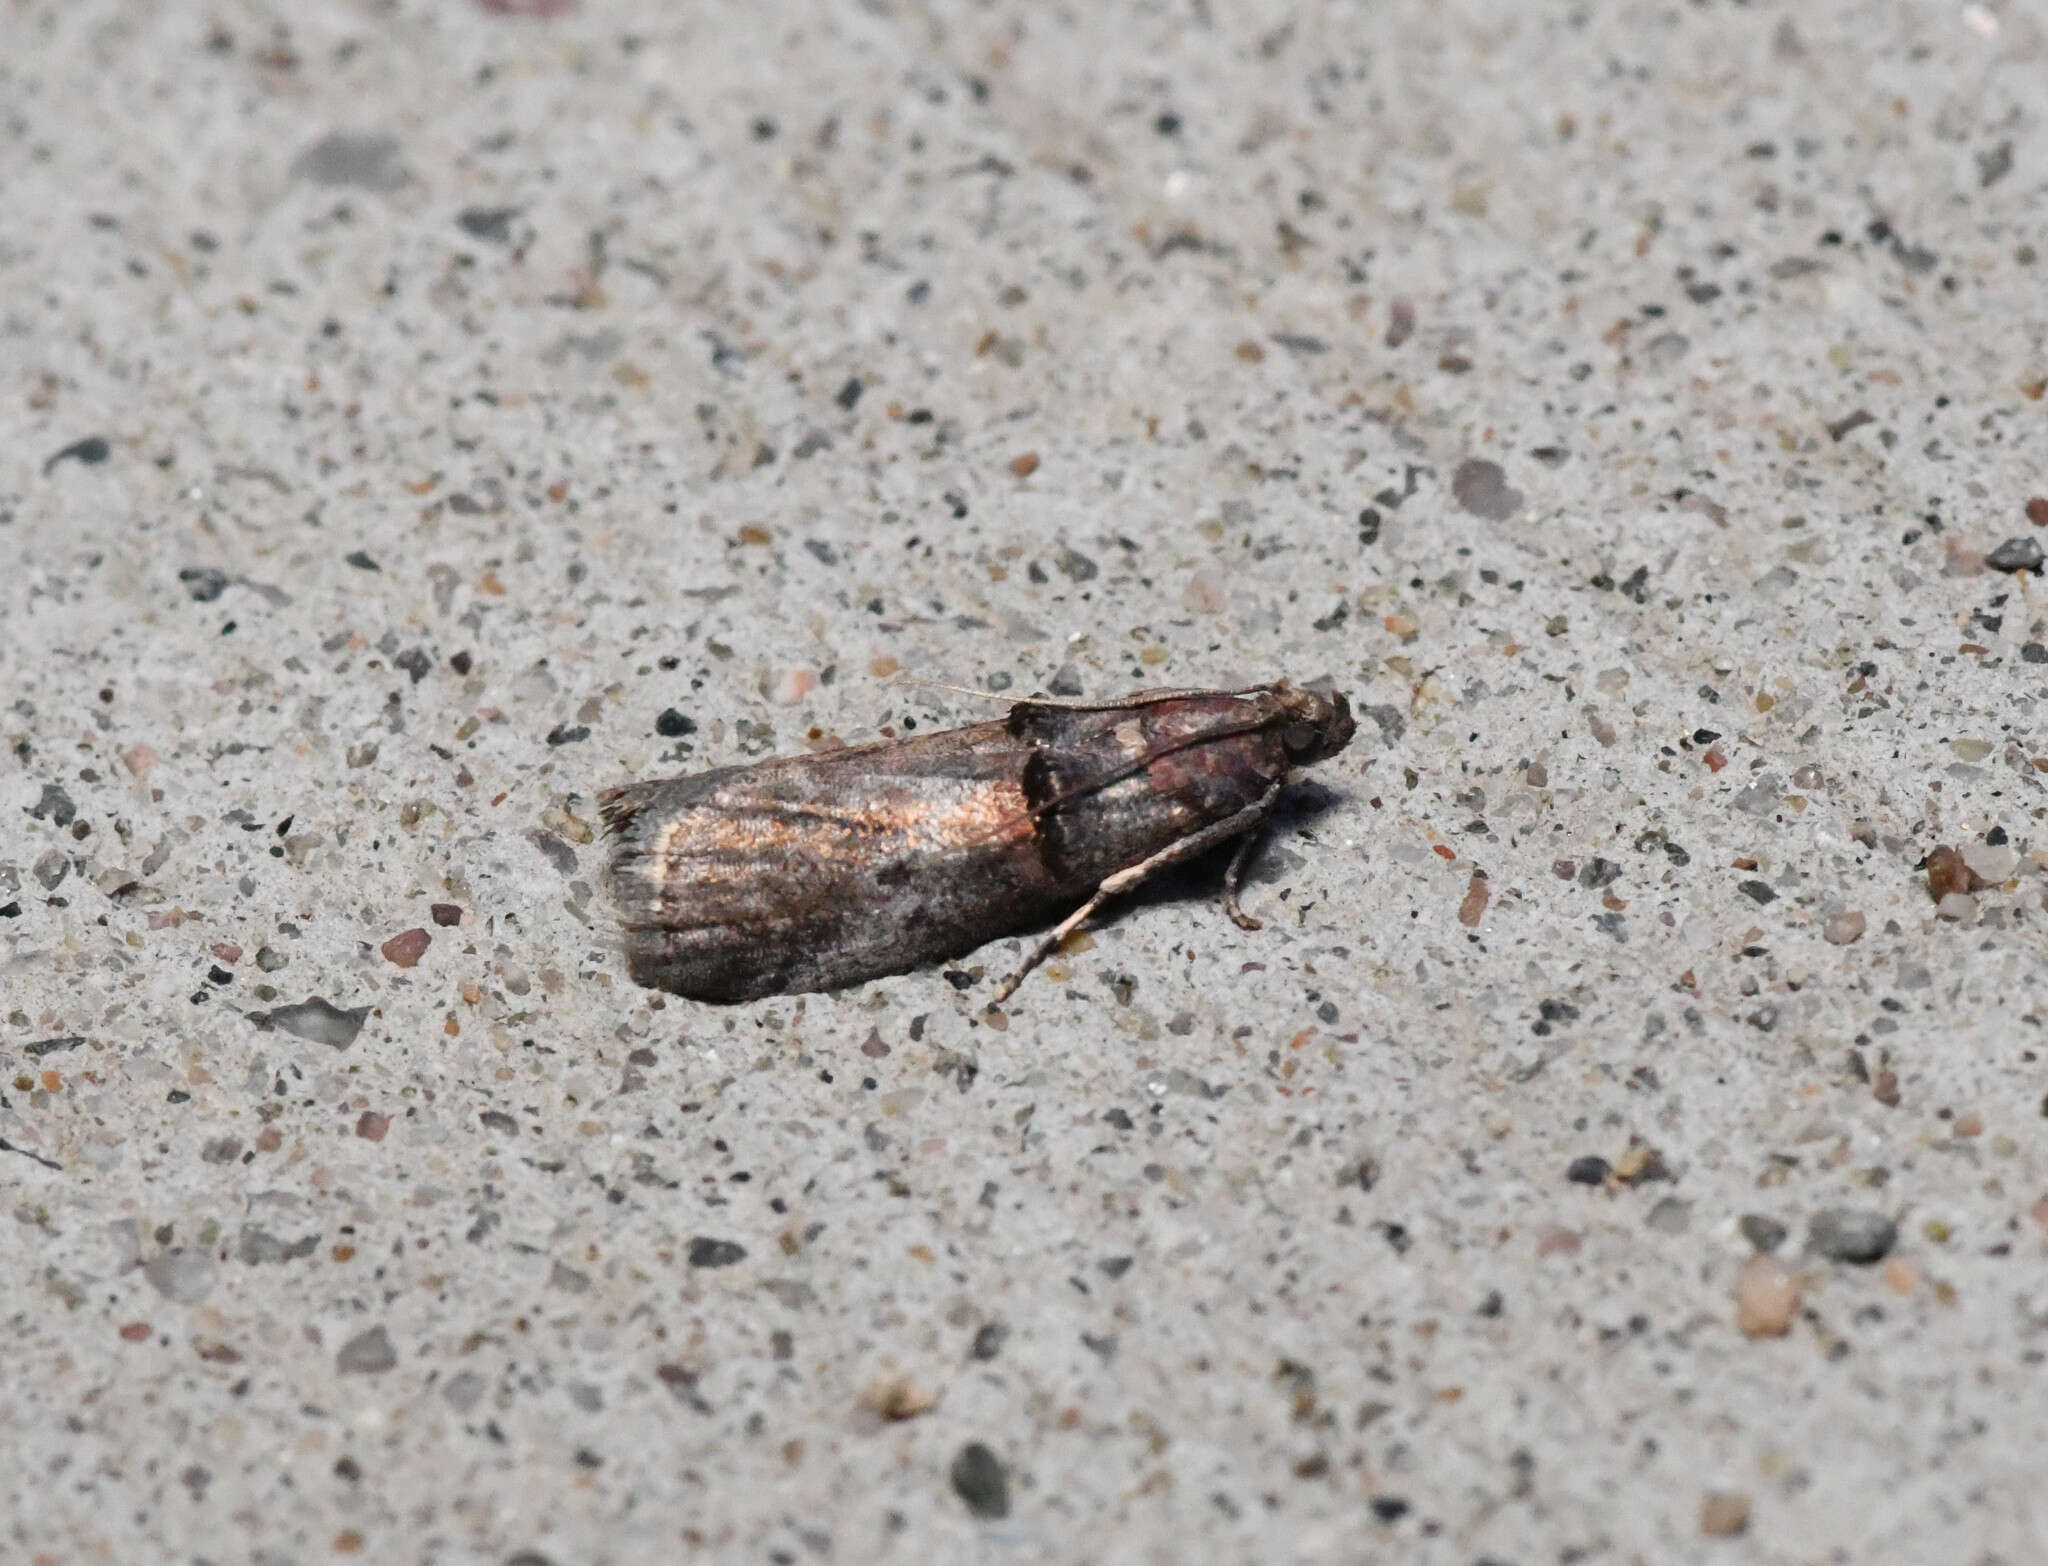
[1271,684,1356,766]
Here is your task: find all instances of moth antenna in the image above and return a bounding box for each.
[893,675,1285,712]
[887,674,1018,704]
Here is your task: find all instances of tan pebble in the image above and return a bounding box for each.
[1734,1253,1799,1337]
[869,655,900,678]
[1384,612,1419,637]
[1699,1492,1751,1537]
[1613,1141,1669,1184]
[1182,567,1227,615]
[1457,875,1490,929]
[1535,1226,1580,1257]
[1822,911,1865,945]
[1953,1110,1982,1137]
[773,668,819,705]
[1883,1257,1919,1295]
[1008,451,1040,478]
[122,744,158,778]
[1925,845,1972,899]
[861,1375,938,1421]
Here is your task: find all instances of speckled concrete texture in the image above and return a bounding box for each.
[5,2,2048,1562]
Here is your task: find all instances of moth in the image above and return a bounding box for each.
[601,680,1355,1004]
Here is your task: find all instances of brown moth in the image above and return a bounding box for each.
[601,680,1355,1003]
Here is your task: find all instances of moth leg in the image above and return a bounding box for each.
[992,783,1282,1005]
[1222,825,1265,931]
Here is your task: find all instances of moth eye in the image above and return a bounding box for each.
[1282,722,1319,758]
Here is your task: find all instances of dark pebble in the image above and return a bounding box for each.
[1566,1155,1611,1185]
[1806,1207,1896,1264]
[1738,1214,1787,1253]
[44,435,111,474]
[251,996,370,1050]
[1577,857,1621,890]
[293,131,403,192]
[526,829,576,874]
[1272,332,1328,356]
[2023,643,2048,665]
[835,377,863,409]
[687,1237,747,1269]
[1738,879,1777,905]
[456,206,518,243]
[1056,547,1098,582]
[1451,458,1524,521]
[335,1325,396,1375]
[1370,1496,1410,1522]
[950,1442,1010,1519]
[969,1322,1007,1361]
[546,724,590,746]
[345,550,381,571]
[29,783,77,826]
[430,903,462,926]
[655,708,696,737]
[449,650,473,675]
[179,567,230,603]
[1986,536,2045,573]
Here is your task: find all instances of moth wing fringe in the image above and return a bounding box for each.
[598,782,659,837]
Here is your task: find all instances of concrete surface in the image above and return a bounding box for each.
[5,2,2047,1562]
